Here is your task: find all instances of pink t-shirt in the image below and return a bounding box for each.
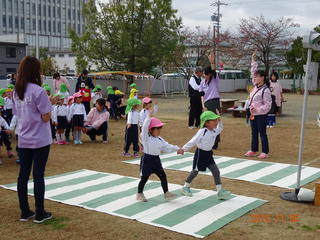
[53,76,70,93]
[270,81,283,107]
[13,83,53,148]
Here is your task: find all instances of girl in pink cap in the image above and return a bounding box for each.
[69,92,87,144]
[137,109,184,202]
[139,97,158,129]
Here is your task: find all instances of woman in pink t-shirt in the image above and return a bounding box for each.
[53,72,70,93]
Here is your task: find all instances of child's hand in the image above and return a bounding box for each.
[127,124,131,128]
[5,129,13,135]
[216,109,220,116]
[177,149,184,155]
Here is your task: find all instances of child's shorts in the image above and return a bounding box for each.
[57,116,67,130]
[72,114,84,127]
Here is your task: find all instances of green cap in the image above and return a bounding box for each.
[130,83,137,88]
[44,85,52,93]
[60,83,68,93]
[0,97,5,106]
[107,86,114,95]
[42,83,49,88]
[125,98,141,115]
[7,84,14,89]
[0,88,6,96]
[200,111,220,128]
[93,85,102,92]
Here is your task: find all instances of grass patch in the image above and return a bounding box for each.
[42,216,69,230]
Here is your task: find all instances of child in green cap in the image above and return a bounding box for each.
[180,110,232,200]
[91,85,103,107]
[57,83,70,105]
[123,98,141,157]
[53,95,69,145]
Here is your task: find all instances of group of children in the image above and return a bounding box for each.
[122,95,231,202]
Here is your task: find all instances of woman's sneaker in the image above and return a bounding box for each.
[20,210,35,222]
[244,151,257,157]
[181,187,193,197]
[258,153,268,159]
[33,211,53,224]
[123,152,131,157]
[217,189,231,200]
[136,193,148,202]
[164,192,177,201]
[133,152,139,158]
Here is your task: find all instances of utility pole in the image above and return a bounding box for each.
[211,0,228,70]
[36,0,39,59]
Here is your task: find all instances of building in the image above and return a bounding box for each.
[49,50,76,75]
[0,0,88,53]
[0,41,27,77]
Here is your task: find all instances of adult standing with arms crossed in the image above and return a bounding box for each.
[75,70,95,114]
[13,56,58,223]
[199,52,221,149]
[188,67,204,129]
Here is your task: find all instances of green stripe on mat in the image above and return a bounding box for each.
[51,177,136,201]
[195,200,266,237]
[80,181,160,208]
[152,195,236,227]
[216,159,245,169]
[288,172,320,189]
[115,189,200,217]
[166,161,193,170]
[255,166,303,184]
[223,162,272,179]
[28,173,109,194]
[3,169,86,188]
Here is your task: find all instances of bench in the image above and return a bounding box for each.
[220,99,238,113]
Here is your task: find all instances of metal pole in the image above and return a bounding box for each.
[35,0,39,59]
[295,48,312,191]
[216,0,220,69]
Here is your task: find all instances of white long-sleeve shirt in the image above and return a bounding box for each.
[53,105,69,122]
[141,115,179,156]
[9,115,20,135]
[139,105,158,127]
[182,122,223,151]
[69,103,87,121]
[4,97,13,110]
[91,92,103,105]
[189,76,202,91]
[0,116,9,130]
[127,110,140,125]
[57,91,70,104]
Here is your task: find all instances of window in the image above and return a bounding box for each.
[48,6,51,17]
[53,21,56,32]
[2,16,6,27]
[6,47,17,58]
[78,10,80,21]
[43,20,46,32]
[38,4,41,16]
[39,19,41,31]
[73,9,75,20]
[33,19,36,30]
[32,3,36,15]
[43,5,46,16]
[58,54,64,57]
[2,0,6,8]
[15,17,18,29]
[48,21,51,32]
[58,22,61,32]
[7,68,17,73]
[8,16,12,28]
[68,9,71,20]
[53,6,56,17]
[20,17,24,29]
[68,54,75,57]
[58,7,61,18]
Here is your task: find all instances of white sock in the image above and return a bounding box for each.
[184,182,190,188]
[73,131,78,141]
[56,134,61,142]
[61,133,65,141]
[78,131,81,141]
[216,184,222,192]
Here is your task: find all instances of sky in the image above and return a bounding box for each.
[100,0,320,36]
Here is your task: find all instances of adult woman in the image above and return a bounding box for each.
[244,50,272,159]
[199,53,221,149]
[13,56,55,223]
[53,72,70,93]
[75,69,95,114]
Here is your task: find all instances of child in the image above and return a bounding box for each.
[57,83,70,105]
[267,95,277,128]
[139,97,158,129]
[123,98,141,157]
[270,72,283,113]
[129,88,138,99]
[53,95,69,144]
[69,92,87,144]
[137,109,182,202]
[181,111,231,200]
[9,114,20,164]
[91,85,103,107]
[0,97,13,165]
[115,90,126,118]
[65,96,74,143]
[4,88,13,124]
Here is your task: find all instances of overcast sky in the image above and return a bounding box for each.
[100,0,320,36]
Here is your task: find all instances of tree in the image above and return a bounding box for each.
[69,0,183,74]
[31,47,58,76]
[238,15,297,74]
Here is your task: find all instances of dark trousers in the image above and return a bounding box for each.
[204,98,221,148]
[50,119,56,140]
[87,122,108,141]
[188,96,202,127]
[124,124,139,153]
[250,115,269,154]
[65,122,72,141]
[17,145,50,215]
[138,171,168,193]
[0,130,12,151]
[83,101,91,114]
[4,109,13,124]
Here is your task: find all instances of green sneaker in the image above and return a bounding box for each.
[217,189,231,200]
[181,187,193,197]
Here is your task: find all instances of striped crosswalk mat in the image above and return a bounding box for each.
[1,169,267,238]
[123,153,320,189]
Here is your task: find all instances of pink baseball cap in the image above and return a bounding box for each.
[67,96,74,102]
[73,92,82,98]
[149,117,165,129]
[142,97,152,104]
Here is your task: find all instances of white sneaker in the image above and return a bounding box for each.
[136,193,148,202]
[164,192,177,201]
[270,125,274,128]
[188,126,194,129]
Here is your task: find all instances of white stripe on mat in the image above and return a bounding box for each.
[131,190,214,220]
[46,175,124,198]
[220,160,258,175]
[271,167,320,188]
[236,163,290,181]
[162,156,194,168]
[170,196,258,234]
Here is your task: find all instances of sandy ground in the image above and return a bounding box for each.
[0,93,319,240]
